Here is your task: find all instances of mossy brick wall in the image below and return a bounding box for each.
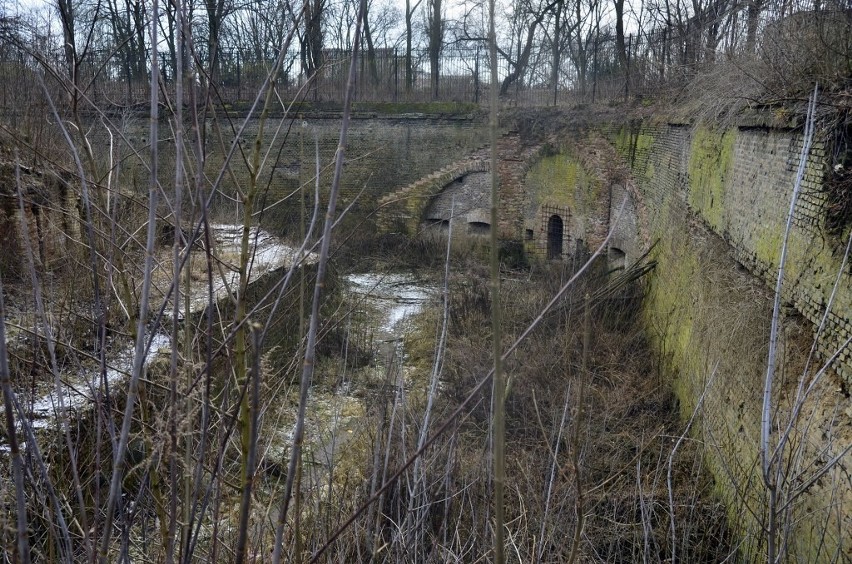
[608,119,852,561]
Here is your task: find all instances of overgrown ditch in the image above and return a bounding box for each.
[0,218,736,561]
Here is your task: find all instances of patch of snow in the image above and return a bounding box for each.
[171,223,317,320]
[23,332,171,431]
[346,273,434,335]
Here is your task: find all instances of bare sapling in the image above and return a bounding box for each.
[0,272,29,564]
[566,293,591,564]
[668,364,718,563]
[98,2,161,559]
[271,1,367,560]
[309,196,629,562]
[14,153,91,560]
[405,197,454,548]
[760,84,817,564]
[487,0,505,558]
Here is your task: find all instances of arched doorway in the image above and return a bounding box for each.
[547,214,563,259]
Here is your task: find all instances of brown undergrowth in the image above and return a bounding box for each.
[305,247,735,562]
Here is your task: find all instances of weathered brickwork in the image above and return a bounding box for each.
[522,137,630,261]
[606,119,852,562]
[0,162,78,278]
[375,155,490,234]
[496,134,547,239]
[108,116,488,237]
[376,132,546,240]
[611,121,851,385]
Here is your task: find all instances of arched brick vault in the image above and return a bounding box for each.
[377,130,649,267]
[422,134,563,238]
[520,134,650,263]
[377,132,556,239]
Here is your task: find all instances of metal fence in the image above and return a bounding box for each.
[1,9,850,113]
[0,40,672,111]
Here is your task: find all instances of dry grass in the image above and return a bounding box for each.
[328,255,736,563]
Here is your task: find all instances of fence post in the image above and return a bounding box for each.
[236,51,241,103]
[394,48,399,102]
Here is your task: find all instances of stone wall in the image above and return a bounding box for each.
[105,115,489,238]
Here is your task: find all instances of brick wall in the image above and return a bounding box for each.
[0,162,77,278]
[522,137,630,261]
[375,155,490,234]
[605,119,852,562]
[109,116,488,237]
[613,121,851,385]
[376,131,546,239]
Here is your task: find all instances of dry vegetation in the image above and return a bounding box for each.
[0,0,849,560]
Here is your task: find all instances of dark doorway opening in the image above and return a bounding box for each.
[547,214,563,259]
[468,221,490,235]
[609,246,626,269]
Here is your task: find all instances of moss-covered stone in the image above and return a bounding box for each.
[688,127,736,230]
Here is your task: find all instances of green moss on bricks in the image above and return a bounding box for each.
[614,126,631,155]
[613,124,655,171]
[526,155,579,206]
[635,132,654,155]
[525,152,601,213]
[688,127,735,230]
[755,226,784,269]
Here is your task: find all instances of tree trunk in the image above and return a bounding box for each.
[302,0,324,99]
[428,0,442,99]
[500,19,538,95]
[405,0,414,93]
[56,0,76,106]
[745,0,762,54]
[614,0,628,70]
[551,0,563,104]
[363,9,380,86]
[206,0,226,85]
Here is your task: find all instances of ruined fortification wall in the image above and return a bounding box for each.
[606,120,852,561]
[104,116,488,238]
[377,132,544,240]
[0,161,78,278]
[614,122,851,385]
[517,113,852,559]
[521,138,629,261]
